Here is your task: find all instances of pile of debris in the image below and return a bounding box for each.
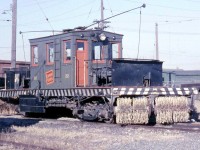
[0,99,18,115]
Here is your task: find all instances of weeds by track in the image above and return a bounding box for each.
[127,122,200,133]
[1,115,200,150]
[17,115,200,133]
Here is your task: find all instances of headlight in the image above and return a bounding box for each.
[99,33,107,41]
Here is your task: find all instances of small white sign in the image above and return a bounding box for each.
[65,74,70,78]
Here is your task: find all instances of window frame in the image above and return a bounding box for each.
[46,42,54,65]
[31,45,38,66]
[77,41,85,51]
[63,40,72,63]
[92,41,105,63]
[111,42,121,59]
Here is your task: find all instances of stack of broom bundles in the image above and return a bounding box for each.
[155,96,189,124]
[0,99,18,115]
[116,97,150,124]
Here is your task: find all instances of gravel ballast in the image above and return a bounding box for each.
[0,115,200,150]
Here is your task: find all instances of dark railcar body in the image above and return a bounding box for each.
[29,29,163,89]
[29,30,123,89]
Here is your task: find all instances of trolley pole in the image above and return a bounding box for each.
[11,0,17,69]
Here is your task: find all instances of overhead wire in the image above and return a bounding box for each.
[85,4,145,29]
[124,0,200,12]
[18,0,68,17]
[87,7,93,19]
[16,0,97,29]
[49,0,96,19]
[105,0,115,32]
[20,0,60,7]
[158,18,200,25]
[106,0,114,16]
[2,0,199,30]
[34,0,54,35]
[112,27,200,35]
[16,10,100,28]
[87,0,98,19]
[15,1,200,30]
[103,8,200,20]
[2,1,200,61]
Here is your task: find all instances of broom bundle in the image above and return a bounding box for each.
[155,96,189,124]
[116,97,149,124]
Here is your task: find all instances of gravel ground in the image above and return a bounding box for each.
[1,115,200,150]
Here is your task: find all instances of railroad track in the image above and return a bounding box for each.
[43,117,200,133]
[118,122,200,133]
[161,122,200,132]
[1,115,200,133]
[1,115,200,150]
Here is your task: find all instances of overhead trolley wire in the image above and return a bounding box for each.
[124,0,200,12]
[34,0,54,35]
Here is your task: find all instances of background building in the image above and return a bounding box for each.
[0,60,30,77]
[0,60,30,89]
[163,69,200,87]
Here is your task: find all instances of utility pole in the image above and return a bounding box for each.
[155,23,159,60]
[11,0,17,69]
[100,0,104,30]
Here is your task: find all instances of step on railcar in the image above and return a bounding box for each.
[0,28,199,124]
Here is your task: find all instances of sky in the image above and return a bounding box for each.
[0,0,200,70]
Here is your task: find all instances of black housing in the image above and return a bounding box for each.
[112,59,163,86]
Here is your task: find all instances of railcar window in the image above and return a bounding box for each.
[64,41,71,62]
[32,46,38,65]
[47,43,54,64]
[92,42,105,61]
[112,43,119,59]
[94,45,101,60]
[77,42,84,51]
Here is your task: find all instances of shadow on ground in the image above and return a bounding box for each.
[0,116,41,133]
